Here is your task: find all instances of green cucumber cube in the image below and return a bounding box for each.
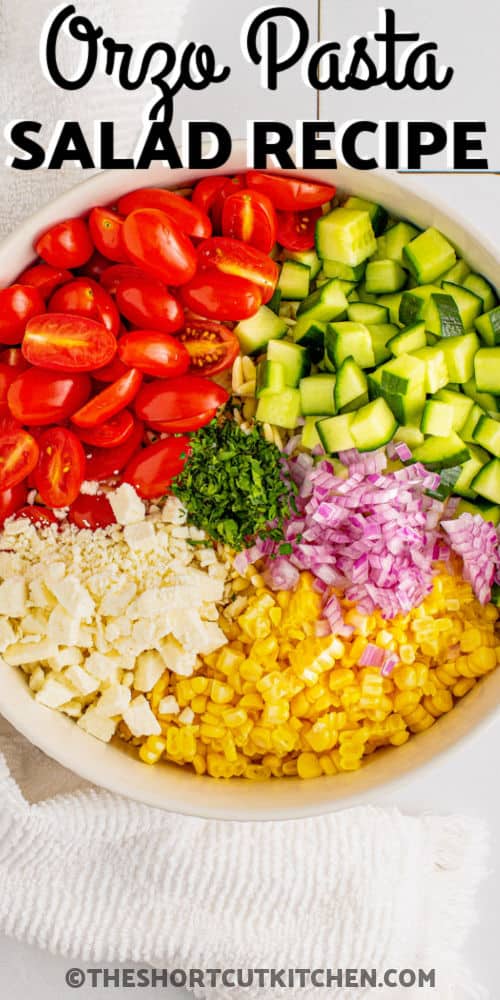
[403,227,456,283]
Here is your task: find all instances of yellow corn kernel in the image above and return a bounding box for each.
[191,676,209,694]
[399,644,416,664]
[329,668,355,691]
[222,707,248,728]
[200,723,226,740]
[394,690,422,715]
[191,695,207,714]
[306,722,337,753]
[262,753,284,777]
[468,648,497,675]
[393,665,417,690]
[459,628,482,652]
[150,672,170,711]
[390,730,410,746]
[245,763,272,780]
[261,701,290,725]
[211,680,234,704]
[453,678,476,698]
[271,725,298,754]
[319,754,338,775]
[192,753,207,775]
[297,752,323,779]
[250,727,273,752]
[139,735,166,765]
[238,692,264,711]
[221,732,237,762]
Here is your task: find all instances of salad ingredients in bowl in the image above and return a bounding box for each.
[0,163,499,801]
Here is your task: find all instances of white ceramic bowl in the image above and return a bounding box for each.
[1,146,499,820]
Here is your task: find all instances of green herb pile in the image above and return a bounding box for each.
[171,419,297,550]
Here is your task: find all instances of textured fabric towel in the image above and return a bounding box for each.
[0,720,489,1000]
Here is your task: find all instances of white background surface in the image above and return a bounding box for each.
[0,0,499,996]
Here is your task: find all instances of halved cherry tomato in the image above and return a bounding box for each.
[100,264,147,295]
[181,271,262,323]
[72,368,143,429]
[122,209,197,286]
[78,251,113,281]
[68,493,116,529]
[118,330,190,378]
[0,348,29,371]
[15,505,58,526]
[34,427,86,507]
[192,176,229,217]
[35,218,94,269]
[93,355,129,383]
[122,436,190,500]
[88,207,129,263]
[276,208,322,251]
[0,483,27,526]
[22,314,117,372]
[0,426,39,490]
[0,364,17,414]
[73,409,134,449]
[178,319,239,376]
[246,172,336,211]
[197,237,278,303]
[84,419,144,481]
[222,189,277,254]
[135,375,229,432]
[7,370,91,425]
[118,189,212,240]
[49,279,120,336]
[211,176,246,230]
[0,285,45,344]
[115,275,183,334]
[17,263,72,300]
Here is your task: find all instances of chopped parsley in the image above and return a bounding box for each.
[172,418,296,550]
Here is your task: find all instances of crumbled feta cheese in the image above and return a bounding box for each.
[95,684,131,717]
[46,647,83,670]
[80,481,100,496]
[78,708,116,742]
[65,665,101,697]
[134,650,165,692]
[99,582,137,617]
[158,695,180,716]
[48,576,94,619]
[178,707,195,725]
[123,522,156,551]
[0,619,16,653]
[123,695,162,737]
[161,496,187,524]
[108,483,145,525]
[0,577,27,616]
[85,651,121,683]
[4,639,58,666]
[35,676,76,709]
[47,605,84,646]
[158,636,198,677]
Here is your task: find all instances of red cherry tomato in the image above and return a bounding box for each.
[17,263,72,300]
[211,176,246,230]
[88,207,129,263]
[0,348,29,371]
[0,285,45,345]
[0,426,39,490]
[0,364,17,414]
[197,237,278,303]
[0,483,27,526]
[35,217,94,269]
[22,314,117,372]
[7,369,91,425]
[15,505,58,526]
[181,270,262,322]
[34,427,86,507]
[78,251,112,281]
[118,189,212,240]
[100,264,147,295]
[135,375,229,432]
[68,493,116,530]
[71,368,143,429]
[73,409,134,448]
[178,319,240,377]
[122,436,190,500]
[116,275,183,334]
[222,189,277,254]
[93,355,129,383]
[49,279,120,336]
[245,172,336,211]
[122,209,197,286]
[276,208,322,251]
[118,330,190,379]
[191,176,228,216]
[84,419,144,481]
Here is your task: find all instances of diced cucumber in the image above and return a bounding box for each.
[350,398,398,452]
[373,221,420,266]
[255,388,301,429]
[296,278,348,323]
[399,285,441,326]
[267,287,282,314]
[325,322,375,369]
[388,322,426,357]
[291,316,326,363]
[343,196,388,235]
[364,259,407,295]
[234,306,288,355]
[320,350,336,373]
[368,324,398,365]
[403,227,456,284]
[278,260,310,300]
[367,367,383,400]
[393,424,425,448]
[267,339,311,387]
[315,208,376,267]
[426,466,464,500]
[474,347,500,393]
[440,332,479,383]
[420,399,454,437]
[456,498,500,525]
[474,307,500,346]
[411,433,470,470]
[463,273,497,313]
[472,415,500,458]
[440,259,471,285]
[256,359,285,398]
[301,416,325,450]
[461,404,485,444]
[425,294,464,338]
[334,358,368,413]
[317,413,356,453]
[347,302,389,325]
[321,259,366,282]
[451,445,488,498]
[434,389,474,431]
[378,292,404,325]
[299,374,336,416]
[356,283,379,305]
[426,333,439,346]
[347,288,361,303]
[380,353,426,396]
[462,377,499,414]
[409,346,449,394]
[284,248,321,280]
[441,282,483,329]
[471,459,500,504]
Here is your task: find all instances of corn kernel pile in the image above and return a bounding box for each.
[128,566,500,779]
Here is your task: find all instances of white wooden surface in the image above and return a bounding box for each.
[1,1,499,996]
